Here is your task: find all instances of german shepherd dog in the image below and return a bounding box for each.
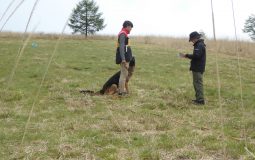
[80,57,135,95]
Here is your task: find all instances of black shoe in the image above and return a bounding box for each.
[192,99,205,105]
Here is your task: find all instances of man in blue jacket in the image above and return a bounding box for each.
[180,31,206,105]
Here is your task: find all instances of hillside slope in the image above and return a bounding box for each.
[0,34,255,159]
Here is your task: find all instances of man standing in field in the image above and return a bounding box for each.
[116,21,133,96]
[180,31,206,105]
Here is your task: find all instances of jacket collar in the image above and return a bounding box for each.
[118,28,130,37]
[193,39,204,46]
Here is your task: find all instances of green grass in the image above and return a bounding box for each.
[0,35,255,159]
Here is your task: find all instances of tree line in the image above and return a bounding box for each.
[68,0,255,41]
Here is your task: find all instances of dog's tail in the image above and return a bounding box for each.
[80,89,95,95]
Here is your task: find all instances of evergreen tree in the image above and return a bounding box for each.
[243,14,255,41]
[69,0,105,37]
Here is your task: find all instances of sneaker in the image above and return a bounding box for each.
[118,92,128,97]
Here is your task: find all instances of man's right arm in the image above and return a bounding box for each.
[119,33,126,62]
[186,44,204,59]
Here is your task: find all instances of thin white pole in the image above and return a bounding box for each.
[0,0,16,24]
[211,0,226,159]
[0,0,25,32]
[211,0,216,41]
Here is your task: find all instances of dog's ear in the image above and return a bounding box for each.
[129,56,135,67]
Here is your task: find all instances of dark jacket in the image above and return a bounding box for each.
[116,33,132,64]
[186,39,206,73]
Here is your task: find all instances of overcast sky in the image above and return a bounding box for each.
[0,0,254,40]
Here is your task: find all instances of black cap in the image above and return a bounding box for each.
[129,56,135,67]
[123,20,133,28]
[189,31,201,42]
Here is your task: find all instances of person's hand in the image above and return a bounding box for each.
[121,60,128,69]
[179,53,186,58]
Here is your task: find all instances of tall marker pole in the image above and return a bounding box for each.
[211,0,216,41]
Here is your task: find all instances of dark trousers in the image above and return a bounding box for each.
[192,71,204,100]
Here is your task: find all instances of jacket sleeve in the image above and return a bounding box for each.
[119,33,126,61]
[185,44,204,60]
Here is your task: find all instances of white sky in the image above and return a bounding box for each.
[0,0,254,40]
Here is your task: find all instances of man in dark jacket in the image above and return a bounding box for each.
[116,20,133,96]
[180,31,206,105]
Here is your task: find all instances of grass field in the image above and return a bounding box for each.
[0,33,255,159]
